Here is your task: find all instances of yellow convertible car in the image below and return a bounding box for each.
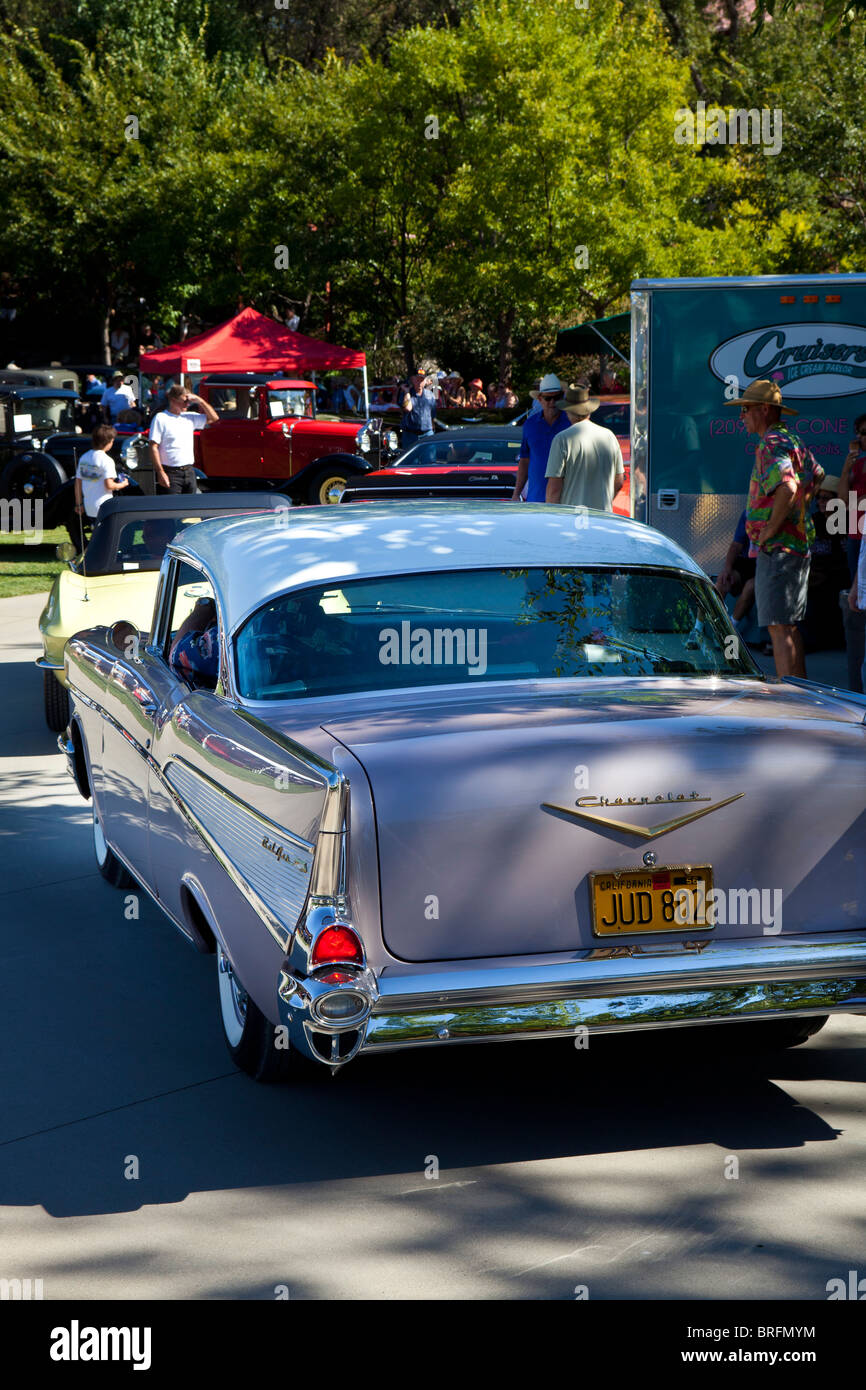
[37,493,287,731]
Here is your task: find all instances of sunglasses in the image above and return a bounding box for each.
[540,393,561,402]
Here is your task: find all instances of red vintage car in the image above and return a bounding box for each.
[194,375,400,504]
[123,373,400,505]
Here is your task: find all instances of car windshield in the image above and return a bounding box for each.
[113,517,183,570]
[401,437,522,467]
[268,388,314,419]
[208,386,259,419]
[18,396,77,432]
[235,566,756,701]
[591,401,630,435]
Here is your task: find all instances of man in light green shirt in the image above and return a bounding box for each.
[545,384,624,510]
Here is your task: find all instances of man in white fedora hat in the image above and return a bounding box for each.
[724,377,824,677]
[511,373,571,502]
[545,384,624,511]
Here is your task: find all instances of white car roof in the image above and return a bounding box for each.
[170,501,706,634]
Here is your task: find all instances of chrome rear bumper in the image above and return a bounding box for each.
[362,935,866,1051]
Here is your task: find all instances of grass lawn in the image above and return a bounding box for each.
[0,525,69,597]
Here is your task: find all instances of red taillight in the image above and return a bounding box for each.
[803,294,819,303]
[311,925,362,966]
[780,295,796,304]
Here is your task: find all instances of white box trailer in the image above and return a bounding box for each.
[630,274,866,572]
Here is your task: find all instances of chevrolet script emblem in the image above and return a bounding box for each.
[541,792,744,840]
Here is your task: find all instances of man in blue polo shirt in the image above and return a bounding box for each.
[511,373,570,502]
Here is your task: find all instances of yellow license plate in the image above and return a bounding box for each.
[589,865,714,936]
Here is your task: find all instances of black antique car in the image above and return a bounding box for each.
[0,386,142,530]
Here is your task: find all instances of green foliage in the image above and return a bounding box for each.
[0,0,864,374]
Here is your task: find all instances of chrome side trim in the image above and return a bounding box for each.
[233,708,342,788]
[67,684,320,950]
[162,759,315,948]
[309,774,349,898]
[783,675,866,713]
[168,756,316,861]
[67,679,152,765]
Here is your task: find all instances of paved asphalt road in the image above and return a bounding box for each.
[1,592,864,1301]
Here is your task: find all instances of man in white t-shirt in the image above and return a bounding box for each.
[74,424,128,520]
[101,371,137,423]
[148,384,218,494]
[545,384,624,511]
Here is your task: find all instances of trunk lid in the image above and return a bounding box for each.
[321,678,866,961]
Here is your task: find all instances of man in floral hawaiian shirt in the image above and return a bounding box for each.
[725,379,824,678]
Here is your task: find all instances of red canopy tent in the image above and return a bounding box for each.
[140,306,367,403]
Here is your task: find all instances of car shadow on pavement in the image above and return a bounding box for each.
[0,662,66,758]
[0,1008,855,1218]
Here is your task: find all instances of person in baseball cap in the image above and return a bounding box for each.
[101,370,137,424]
[512,373,571,503]
[724,376,824,678]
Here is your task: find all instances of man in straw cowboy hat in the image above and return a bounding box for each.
[511,373,571,502]
[545,383,625,511]
[724,378,824,677]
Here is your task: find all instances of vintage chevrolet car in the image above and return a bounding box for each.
[60,502,866,1080]
[38,493,286,732]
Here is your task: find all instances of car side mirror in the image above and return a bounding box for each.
[108,619,141,660]
[56,541,77,562]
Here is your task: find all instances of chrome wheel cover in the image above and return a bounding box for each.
[92,808,108,867]
[217,944,248,1048]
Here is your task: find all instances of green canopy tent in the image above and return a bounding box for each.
[555,311,630,363]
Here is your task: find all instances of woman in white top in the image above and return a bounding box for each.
[74,424,128,520]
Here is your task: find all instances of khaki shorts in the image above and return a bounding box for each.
[755,548,810,626]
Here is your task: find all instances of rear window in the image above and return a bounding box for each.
[234,566,756,701]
